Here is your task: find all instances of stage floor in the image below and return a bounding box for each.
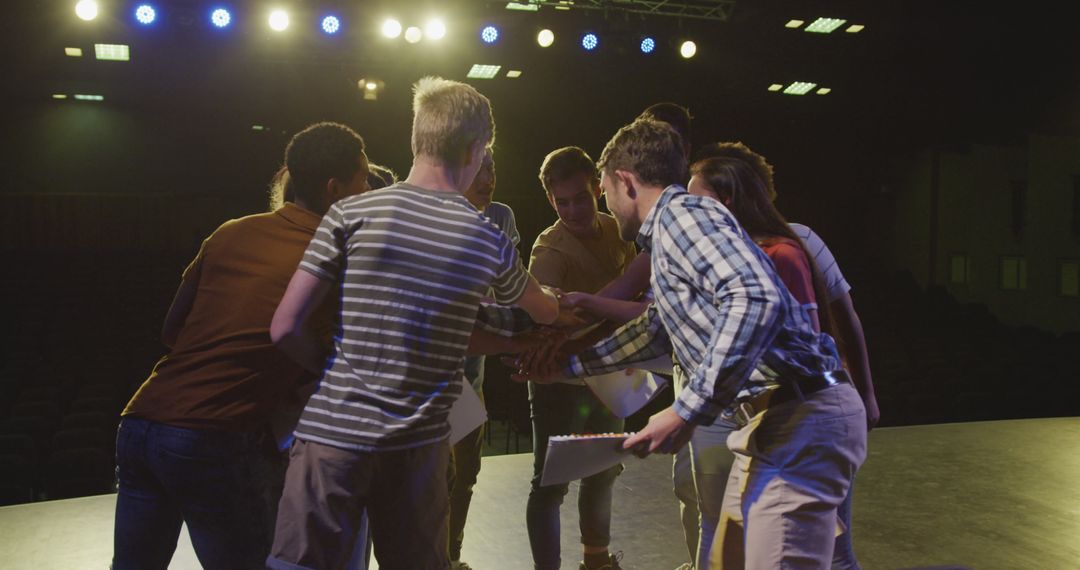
[1,417,1078,569]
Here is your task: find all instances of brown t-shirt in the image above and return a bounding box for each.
[123,203,330,432]
[529,213,637,295]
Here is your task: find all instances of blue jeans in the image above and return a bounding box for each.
[527,382,624,570]
[113,417,277,570]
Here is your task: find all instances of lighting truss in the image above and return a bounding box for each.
[502,0,735,22]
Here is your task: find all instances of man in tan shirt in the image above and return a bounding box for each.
[526,146,637,570]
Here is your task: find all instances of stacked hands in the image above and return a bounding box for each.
[501,289,695,457]
[502,289,598,384]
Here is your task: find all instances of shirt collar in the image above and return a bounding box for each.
[276,202,322,232]
[635,184,687,251]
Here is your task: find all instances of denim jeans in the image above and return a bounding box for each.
[527,382,624,570]
[112,417,277,570]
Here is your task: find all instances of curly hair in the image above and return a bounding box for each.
[284,122,365,205]
[638,102,692,151]
[694,141,776,201]
[597,118,687,188]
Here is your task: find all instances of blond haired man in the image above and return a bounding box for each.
[267,77,559,570]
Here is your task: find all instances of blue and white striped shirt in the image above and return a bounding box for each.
[567,186,840,425]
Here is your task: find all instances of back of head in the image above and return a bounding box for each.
[411,76,494,166]
[285,122,365,205]
[538,146,597,193]
[598,118,687,189]
[694,141,776,201]
[639,102,692,153]
[690,156,783,236]
[367,163,397,190]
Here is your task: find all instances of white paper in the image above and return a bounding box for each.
[584,369,669,418]
[448,379,488,445]
[540,433,633,487]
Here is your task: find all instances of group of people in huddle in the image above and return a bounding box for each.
[112,75,880,570]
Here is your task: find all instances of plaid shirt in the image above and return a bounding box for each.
[566,185,840,425]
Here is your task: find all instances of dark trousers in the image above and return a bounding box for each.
[527,382,624,570]
[447,398,485,561]
[112,417,277,570]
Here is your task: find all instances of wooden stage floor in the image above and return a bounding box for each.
[1,417,1078,569]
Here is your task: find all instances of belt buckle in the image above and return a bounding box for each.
[734,401,754,428]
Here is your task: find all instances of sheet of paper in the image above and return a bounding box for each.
[540,433,634,487]
[448,379,488,445]
[584,369,669,418]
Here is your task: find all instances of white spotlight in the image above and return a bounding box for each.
[268,10,289,31]
[75,0,98,21]
[425,19,446,40]
[537,29,555,47]
[382,18,402,38]
[680,40,697,59]
[404,26,423,44]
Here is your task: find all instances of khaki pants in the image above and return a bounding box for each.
[711,383,866,570]
[268,438,451,570]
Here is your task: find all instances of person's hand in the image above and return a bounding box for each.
[864,393,880,431]
[622,407,695,457]
[502,333,569,384]
[560,291,591,309]
[550,306,592,330]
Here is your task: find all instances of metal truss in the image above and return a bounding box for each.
[516,0,736,22]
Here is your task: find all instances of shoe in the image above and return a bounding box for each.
[450,561,473,570]
[674,564,694,570]
[579,551,623,570]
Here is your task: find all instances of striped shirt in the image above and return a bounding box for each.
[789,223,851,303]
[295,183,530,451]
[567,186,841,425]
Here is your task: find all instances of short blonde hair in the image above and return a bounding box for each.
[411,76,495,165]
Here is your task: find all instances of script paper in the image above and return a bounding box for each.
[448,379,488,445]
[584,369,669,418]
[540,433,634,487]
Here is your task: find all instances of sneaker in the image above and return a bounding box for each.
[579,551,623,570]
[674,564,694,570]
[450,561,473,570]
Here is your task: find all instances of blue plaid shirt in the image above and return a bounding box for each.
[566,186,841,425]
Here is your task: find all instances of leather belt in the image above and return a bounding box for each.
[733,369,851,428]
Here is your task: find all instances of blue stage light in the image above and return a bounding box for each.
[322,15,340,35]
[582,33,598,51]
[135,4,156,25]
[210,8,231,28]
[640,37,656,54]
[481,25,499,44]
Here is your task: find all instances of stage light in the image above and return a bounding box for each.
[481,25,499,44]
[581,33,598,51]
[640,37,655,54]
[805,18,846,34]
[537,29,554,47]
[404,26,423,43]
[75,0,98,21]
[467,64,501,79]
[65,47,83,57]
[74,94,104,101]
[680,40,697,59]
[365,81,377,91]
[846,24,865,33]
[506,2,539,11]
[783,81,817,95]
[816,87,832,95]
[95,44,130,61]
[785,19,804,29]
[425,19,446,41]
[506,70,522,78]
[211,8,231,28]
[382,18,402,38]
[269,10,289,32]
[52,94,68,100]
[135,4,156,25]
[767,84,783,92]
[322,15,340,35]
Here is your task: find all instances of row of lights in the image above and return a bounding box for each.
[75,0,343,34]
[478,25,697,58]
[74,2,699,56]
[768,82,831,96]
